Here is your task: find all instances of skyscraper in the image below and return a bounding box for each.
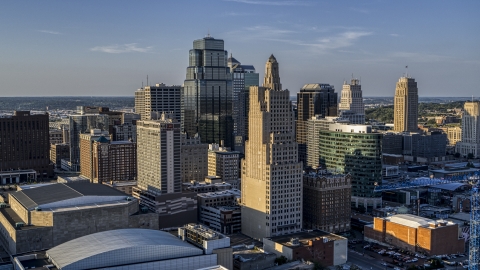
[296,83,337,165]
[0,111,53,180]
[227,54,259,153]
[394,77,418,132]
[338,79,365,124]
[456,101,480,158]
[134,83,181,121]
[318,123,382,211]
[136,113,181,195]
[69,111,109,171]
[182,36,233,147]
[241,55,303,240]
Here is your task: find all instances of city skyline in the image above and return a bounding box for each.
[1,0,479,97]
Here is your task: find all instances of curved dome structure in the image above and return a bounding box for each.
[47,229,203,270]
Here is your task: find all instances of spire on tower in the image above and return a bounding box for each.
[263,55,282,90]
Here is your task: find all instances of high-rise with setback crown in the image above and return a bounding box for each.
[339,79,365,124]
[182,36,233,147]
[394,77,418,132]
[241,55,303,240]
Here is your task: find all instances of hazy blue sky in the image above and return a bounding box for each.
[1,0,479,97]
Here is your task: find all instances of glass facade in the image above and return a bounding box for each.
[182,37,233,147]
[69,114,109,171]
[318,130,382,199]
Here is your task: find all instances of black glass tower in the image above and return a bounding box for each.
[182,36,233,147]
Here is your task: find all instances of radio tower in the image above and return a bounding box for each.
[470,183,480,270]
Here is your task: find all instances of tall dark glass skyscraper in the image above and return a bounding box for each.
[296,83,337,166]
[182,36,233,147]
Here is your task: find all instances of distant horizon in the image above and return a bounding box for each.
[0,95,478,99]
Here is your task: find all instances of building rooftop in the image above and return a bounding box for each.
[197,189,241,199]
[10,182,128,210]
[386,214,455,229]
[430,182,470,191]
[387,214,432,228]
[266,230,346,249]
[47,229,203,270]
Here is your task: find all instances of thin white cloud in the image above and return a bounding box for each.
[225,25,371,54]
[223,0,312,6]
[90,43,153,54]
[390,33,399,37]
[39,30,61,35]
[297,31,373,52]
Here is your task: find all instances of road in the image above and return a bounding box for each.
[348,249,385,270]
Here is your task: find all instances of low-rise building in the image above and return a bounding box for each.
[0,182,158,255]
[364,214,465,255]
[233,246,276,270]
[263,230,348,266]
[178,223,232,270]
[14,229,223,270]
[197,189,241,234]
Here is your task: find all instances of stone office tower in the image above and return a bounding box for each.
[338,78,365,124]
[394,77,418,132]
[241,55,303,240]
[182,36,233,147]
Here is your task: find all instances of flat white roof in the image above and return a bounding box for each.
[387,214,432,228]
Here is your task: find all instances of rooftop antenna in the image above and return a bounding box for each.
[405,65,408,78]
[142,81,144,89]
[147,75,149,86]
[207,29,211,38]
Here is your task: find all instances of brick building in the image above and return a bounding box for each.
[303,173,351,233]
[0,111,53,180]
[364,214,465,255]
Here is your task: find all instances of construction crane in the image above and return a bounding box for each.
[374,171,480,268]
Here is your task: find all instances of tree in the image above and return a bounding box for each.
[314,261,327,270]
[274,255,288,265]
[467,153,474,159]
[454,152,461,158]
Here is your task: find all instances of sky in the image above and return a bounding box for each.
[1,0,479,97]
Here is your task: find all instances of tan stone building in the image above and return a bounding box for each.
[394,77,418,132]
[303,173,351,233]
[364,214,464,255]
[208,143,240,182]
[456,101,480,157]
[241,55,303,240]
[339,78,365,124]
[439,126,462,146]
